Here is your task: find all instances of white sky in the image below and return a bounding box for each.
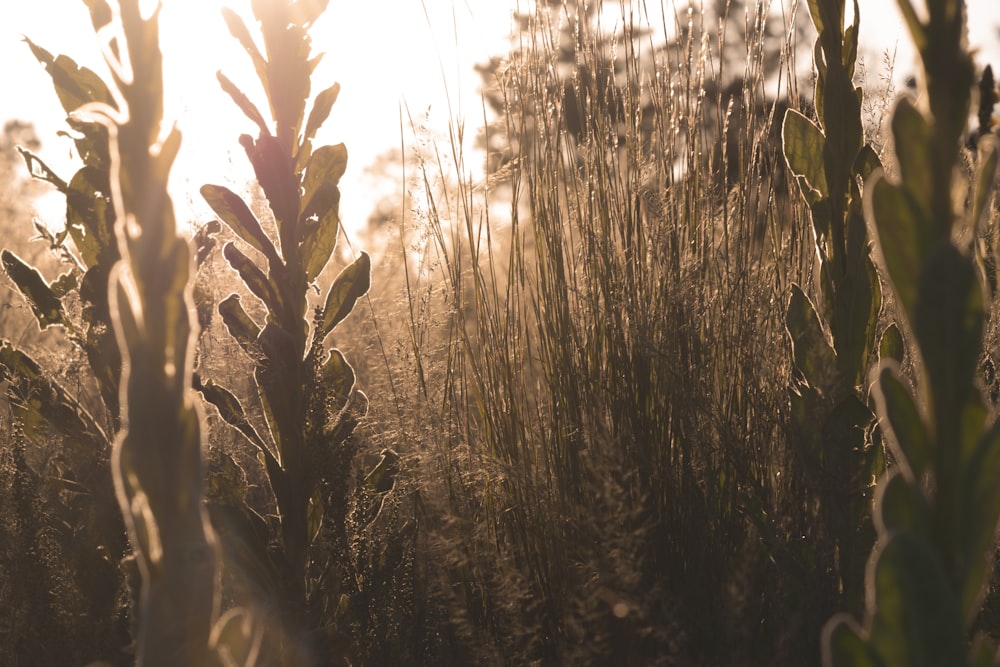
[1,1,999,235]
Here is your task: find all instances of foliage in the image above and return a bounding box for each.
[2,0,1000,664]
[196,0,373,663]
[822,0,1000,664]
[780,0,885,614]
[0,19,132,667]
[64,0,267,664]
[365,1,833,663]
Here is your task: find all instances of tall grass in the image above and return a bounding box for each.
[353,1,849,663]
[1,0,998,664]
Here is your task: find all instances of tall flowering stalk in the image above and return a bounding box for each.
[71,1,238,663]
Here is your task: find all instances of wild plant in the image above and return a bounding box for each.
[196,0,371,662]
[822,0,1000,664]
[58,0,269,664]
[379,2,823,662]
[780,0,886,614]
[0,21,132,667]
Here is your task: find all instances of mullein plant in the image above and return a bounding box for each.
[822,0,1000,664]
[196,0,371,662]
[780,0,886,615]
[0,11,134,664]
[65,0,259,664]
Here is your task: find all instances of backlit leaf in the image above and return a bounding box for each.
[1,250,67,330]
[303,82,340,143]
[319,252,371,341]
[786,284,837,387]
[223,242,282,320]
[219,293,262,355]
[783,108,828,206]
[201,184,280,265]
[868,533,966,665]
[216,71,270,137]
[875,364,930,479]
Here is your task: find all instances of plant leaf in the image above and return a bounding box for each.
[868,532,966,665]
[319,252,371,341]
[201,184,280,266]
[786,284,838,387]
[254,323,300,461]
[878,324,905,365]
[320,348,355,409]
[868,173,924,327]
[223,242,282,320]
[219,293,262,355]
[240,133,300,238]
[23,37,116,116]
[221,7,269,102]
[195,376,275,465]
[822,613,878,667]
[1,250,67,330]
[0,340,108,453]
[216,71,270,137]
[874,364,930,479]
[783,108,829,206]
[303,82,340,143]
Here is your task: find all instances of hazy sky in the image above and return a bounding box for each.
[1,1,999,233]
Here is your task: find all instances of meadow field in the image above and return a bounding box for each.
[1,0,1000,665]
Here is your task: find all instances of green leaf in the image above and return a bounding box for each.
[853,144,883,183]
[959,417,1000,623]
[319,252,371,341]
[254,323,301,461]
[868,173,924,327]
[50,271,78,298]
[301,192,341,283]
[23,37,116,117]
[223,242,282,320]
[201,184,280,266]
[913,242,982,424]
[1,250,67,330]
[831,252,879,387]
[783,108,829,206]
[240,133,299,237]
[300,143,347,217]
[299,144,348,281]
[874,364,930,479]
[868,532,966,666]
[221,7,269,98]
[878,324,905,365]
[874,469,927,537]
[0,340,108,454]
[363,448,400,495]
[195,376,275,466]
[65,165,116,269]
[80,264,121,420]
[219,293,262,355]
[786,284,838,387]
[972,136,999,235]
[891,99,935,227]
[319,348,355,409]
[303,82,340,144]
[822,614,878,667]
[216,71,270,137]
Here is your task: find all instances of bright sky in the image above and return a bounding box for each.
[1,1,998,235]
[0,0,516,235]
